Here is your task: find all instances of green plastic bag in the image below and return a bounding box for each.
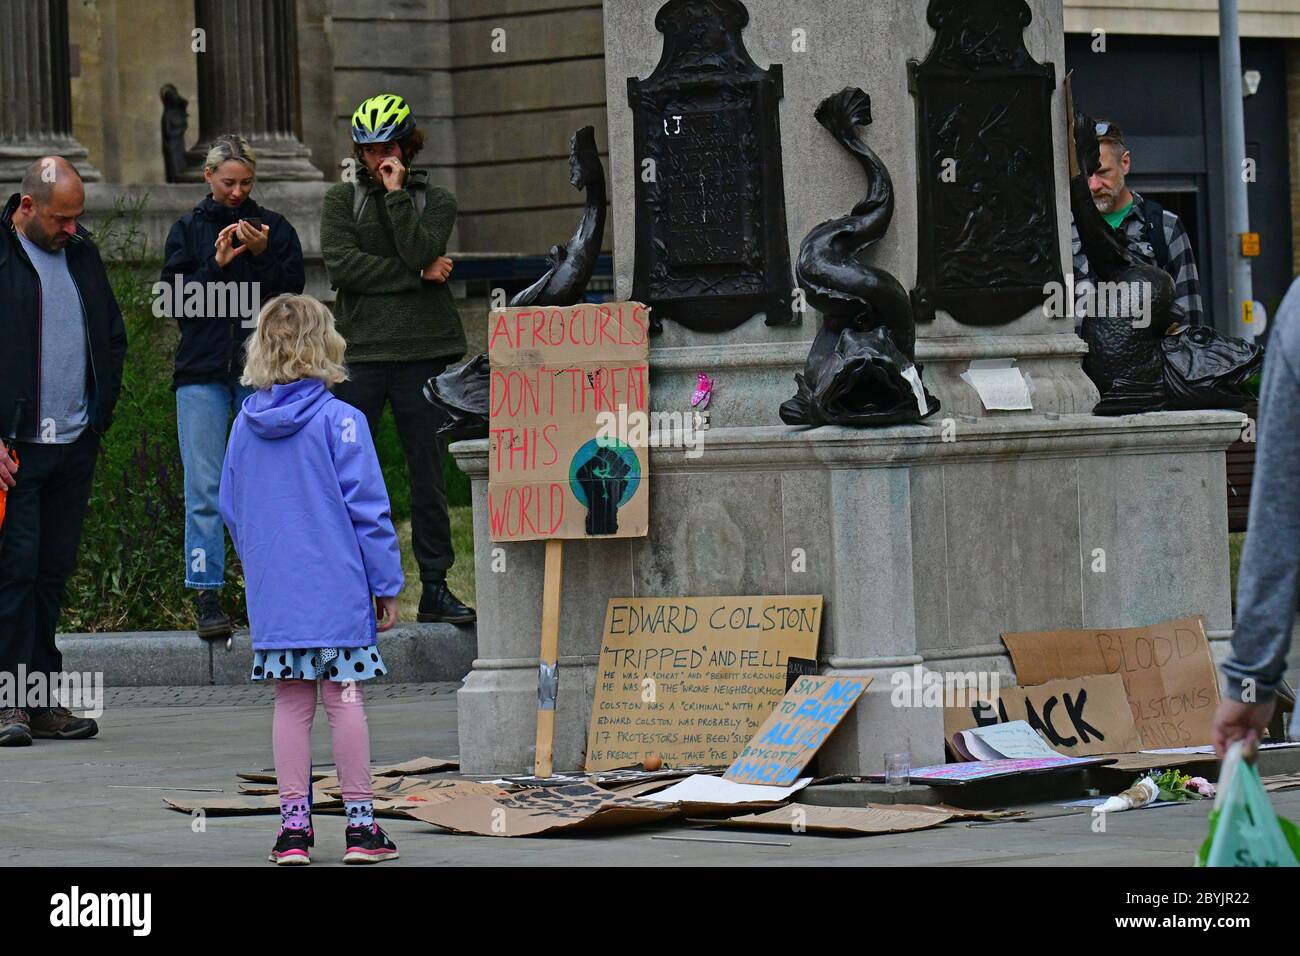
[1197,741,1300,866]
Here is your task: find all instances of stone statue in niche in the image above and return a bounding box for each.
[510,126,607,307]
[160,84,190,184]
[780,88,939,428]
[627,0,794,334]
[909,0,1064,326]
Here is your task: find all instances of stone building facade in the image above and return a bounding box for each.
[1,0,1296,323]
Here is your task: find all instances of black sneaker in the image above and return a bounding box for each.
[195,590,233,640]
[0,708,32,747]
[268,827,312,865]
[417,581,476,625]
[343,823,399,864]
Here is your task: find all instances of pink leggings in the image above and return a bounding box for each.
[272,680,372,803]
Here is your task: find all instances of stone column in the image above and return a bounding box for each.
[184,0,322,181]
[0,0,100,183]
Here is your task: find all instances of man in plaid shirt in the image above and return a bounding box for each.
[1070,119,1204,331]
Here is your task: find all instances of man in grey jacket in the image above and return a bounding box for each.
[1214,278,1300,756]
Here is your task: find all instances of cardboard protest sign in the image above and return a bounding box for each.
[1000,616,1221,748]
[724,674,870,786]
[403,783,678,837]
[487,302,651,542]
[943,673,1142,757]
[586,595,823,771]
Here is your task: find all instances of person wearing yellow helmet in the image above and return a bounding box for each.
[321,94,473,626]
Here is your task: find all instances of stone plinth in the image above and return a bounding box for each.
[451,0,1242,776]
[454,410,1242,773]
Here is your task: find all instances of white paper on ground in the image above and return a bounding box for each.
[900,365,928,416]
[641,774,812,804]
[963,720,1061,760]
[960,359,1033,411]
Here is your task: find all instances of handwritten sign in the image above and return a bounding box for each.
[944,673,1142,757]
[1000,616,1220,749]
[585,595,823,771]
[725,673,870,786]
[487,302,650,542]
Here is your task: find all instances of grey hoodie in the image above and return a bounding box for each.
[1220,277,1300,705]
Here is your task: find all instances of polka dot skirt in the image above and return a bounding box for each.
[251,645,387,682]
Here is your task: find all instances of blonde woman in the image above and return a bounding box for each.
[161,135,305,640]
[219,294,402,865]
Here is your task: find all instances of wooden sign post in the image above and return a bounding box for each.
[486,302,651,776]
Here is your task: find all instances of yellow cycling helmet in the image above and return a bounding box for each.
[351,93,415,144]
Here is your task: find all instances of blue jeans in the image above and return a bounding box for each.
[177,381,254,590]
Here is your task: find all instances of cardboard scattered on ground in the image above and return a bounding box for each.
[587,595,823,771]
[404,783,677,837]
[1263,773,1300,794]
[372,756,459,776]
[695,803,957,836]
[1001,616,1220,748]
[487,767,710,788]
[725,674,869,785]
[234,756,456,785]
[945,673,1142,758]
[487,302,651,543]
[163,788,342,816]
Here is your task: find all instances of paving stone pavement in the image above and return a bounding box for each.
[4,682,1300,868]
[101,682,461,708]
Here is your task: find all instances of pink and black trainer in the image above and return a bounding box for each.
[343,823,399,864]
[268,827,312,865]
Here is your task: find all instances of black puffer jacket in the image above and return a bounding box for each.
[0,193,128,441]
[160,195,304,389]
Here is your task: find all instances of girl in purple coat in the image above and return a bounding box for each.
[220,294,404,865]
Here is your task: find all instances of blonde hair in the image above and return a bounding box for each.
[203,134,256,174]
[241,294,349,390]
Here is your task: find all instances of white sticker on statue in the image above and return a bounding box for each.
[900,365,928,417]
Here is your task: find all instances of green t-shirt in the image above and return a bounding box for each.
[1102,199,1134,231]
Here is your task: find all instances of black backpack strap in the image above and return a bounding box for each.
[354,179,425,221]
[352,180,371,223]
[1139,196,1171,271]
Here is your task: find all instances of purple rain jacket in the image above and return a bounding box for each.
[219,378,404,650]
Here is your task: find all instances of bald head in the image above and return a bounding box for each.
[14,157,85,252]
[20,156,83,206]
